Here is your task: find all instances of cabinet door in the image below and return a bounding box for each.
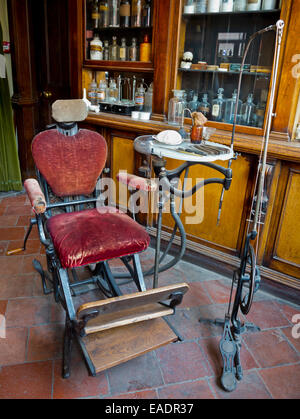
[161,153,254,256]
[111,134,135,209]
[264,162,300,282]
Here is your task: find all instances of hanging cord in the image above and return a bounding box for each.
[225,20,284,316]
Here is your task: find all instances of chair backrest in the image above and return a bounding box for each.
[32,128,107,197]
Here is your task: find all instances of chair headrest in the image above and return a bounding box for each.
[52,99,88,123]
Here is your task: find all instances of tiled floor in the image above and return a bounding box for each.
[0,192,300,399]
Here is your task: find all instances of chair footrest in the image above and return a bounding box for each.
[84,303,174,335]
[81,318,178,374]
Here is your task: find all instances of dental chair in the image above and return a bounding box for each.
[20,99,188,378]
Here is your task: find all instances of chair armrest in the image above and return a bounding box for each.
[24,179,47,214]
[117,173,157,192]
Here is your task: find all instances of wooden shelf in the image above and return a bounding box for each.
[84,59,154,73]
[182,9,281,18]
[178,68,271,78]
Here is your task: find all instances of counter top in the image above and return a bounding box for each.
[85,112,300,163]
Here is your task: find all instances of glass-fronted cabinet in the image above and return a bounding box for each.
[174,0,282,130]
[83,0,154,116]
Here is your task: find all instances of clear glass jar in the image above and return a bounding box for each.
[119,37,127,61]
[129,38,138,61]
[99,0,109,27]
[168,90,186,126]
[224,91,242,124]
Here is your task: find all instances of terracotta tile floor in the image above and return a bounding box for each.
[0,192,300,399]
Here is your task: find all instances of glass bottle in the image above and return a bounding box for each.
[184,0,196,14]
[91,0,100,29]
[241,93,257,126]
[103,40,109,60]
[109,36,119,60]
[255,101,266,128]
[119,37,127,61]
[220,0,233,12]
[108,79,118,102]
[120,0,131,27]
[188,94,200,112]
[224,91,242,124]
[168,90,186,126]
[234,0,247,10]
[142,0,152,27]
[129,38,138,61]
[198,93,211,119]
[211,88,226,122]
[90,31,103,60]
[144,82,153,113]
[131,0,143,27]
[140,34,151,62]
[135,82,146,111]
[195,0,207,13]
[108,0,120,27]
[262,0,276,10]
[97,79,107,103]
[246,0,261,11]
[99,0,109,27]
[88,76,98,105]
[207,0,221,13]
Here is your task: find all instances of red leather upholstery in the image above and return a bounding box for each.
[32,129,107,197]
[46,207,150,269]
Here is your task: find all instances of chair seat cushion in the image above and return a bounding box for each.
[46,207,150,269]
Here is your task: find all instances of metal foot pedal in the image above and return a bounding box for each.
[219,315,237,392]
[33,259,53,295]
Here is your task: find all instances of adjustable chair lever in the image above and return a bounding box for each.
[6,218,37,256]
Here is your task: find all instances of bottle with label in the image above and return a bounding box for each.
[129,38,138,61]
[198,93,211,119]
[224,91,242,124]
[135,82,146,111]
[92,0,100,28]
[109,36,119,60]
[142,0,151,27]
[211,88,225,122]
[131,0,143,27]
[97,79,107,103]
[241,93,257,126]
[184,0,196,14]
[120,0,131,27]
[140,34,151,62]
[103,40,109,60]
[88,76,98,105]
[119,37,128,61]
[109,0,120,27]
[144,82,153,113]
[108,79,118,102]
[99,0,109,27]
[90,32,103,60]
[246,0,261,11]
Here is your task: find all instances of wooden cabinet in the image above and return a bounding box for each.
[69,1,300,295]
